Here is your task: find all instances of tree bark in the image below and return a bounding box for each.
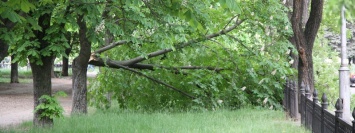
[0,18,15,62]
[291,0,324,92]
[62,47,72,76]
[62,53,70,76]
[31,56,53,127]
[62,34,72,76]
[0,41,8,62]
[10,55,19,83]
[71,15,91,114]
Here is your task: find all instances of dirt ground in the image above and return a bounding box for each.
[0,77,73,128]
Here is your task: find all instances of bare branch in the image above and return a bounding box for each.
[130,63,228,72]
[89,55,228,72]
[94,40,128,54]
[223,15,239,31]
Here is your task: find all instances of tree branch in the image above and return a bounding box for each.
[304,0,324,48]
[118,18,246,66]
[94,40,128,54]
[291,0,307,51]
[130,63,228,72]
[89,55,227,72]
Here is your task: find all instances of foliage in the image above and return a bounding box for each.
[5,108,309,133]
[1,0,295,113]
[89,0,295,111]
[323,0,355,32]
[34,91,67,120]
[319,0,355,108]
[312,35,340,108]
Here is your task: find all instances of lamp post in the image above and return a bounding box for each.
[339,5,351,121]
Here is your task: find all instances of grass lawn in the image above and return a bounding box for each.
[0,69,33,83]
[1,108,309,133]
[0,67,74,83]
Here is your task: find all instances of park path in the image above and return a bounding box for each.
[0,78,73,127]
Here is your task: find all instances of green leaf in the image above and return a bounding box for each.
[1,10,21,23]
[20,4,30,13]
[226,0,241,14]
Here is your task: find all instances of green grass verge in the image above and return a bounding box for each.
[1,108,309,133]
[0,69,33,83]
[0,67,74,83]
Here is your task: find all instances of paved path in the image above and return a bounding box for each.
[0,78,72,128]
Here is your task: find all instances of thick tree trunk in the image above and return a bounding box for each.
[291,0,323,93]
[31,56,53,127]
[10,55,19,83]
[72,59,88,114]
[61,47,72,76]
[72,15,91,114]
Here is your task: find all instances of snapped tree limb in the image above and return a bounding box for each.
[117,18,246,66]
[89,55,227,72]
[91,17,245,66]
[130,63,227,72]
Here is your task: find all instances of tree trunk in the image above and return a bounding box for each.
[62,33,72,77]
[71,15,91,114]
[61,47,72,76]
[31,56,53,127]
[10,55,19,83]
[0,18,15,62]
[291,0,323,93]
[0,41,8,62]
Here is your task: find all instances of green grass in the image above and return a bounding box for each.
[1,108,309,133]
[0,69,32,78]
[0,68,33,83]
[0,67,74,83]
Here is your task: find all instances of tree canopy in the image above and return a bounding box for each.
[1,0,295,126]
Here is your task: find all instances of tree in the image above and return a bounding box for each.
[30,12,55,126]
[291,0,324,92]
[2,0,295,126]
[3,1,69,126]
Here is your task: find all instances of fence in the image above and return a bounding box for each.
[283,80,299,119]
[284,80,355,133]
